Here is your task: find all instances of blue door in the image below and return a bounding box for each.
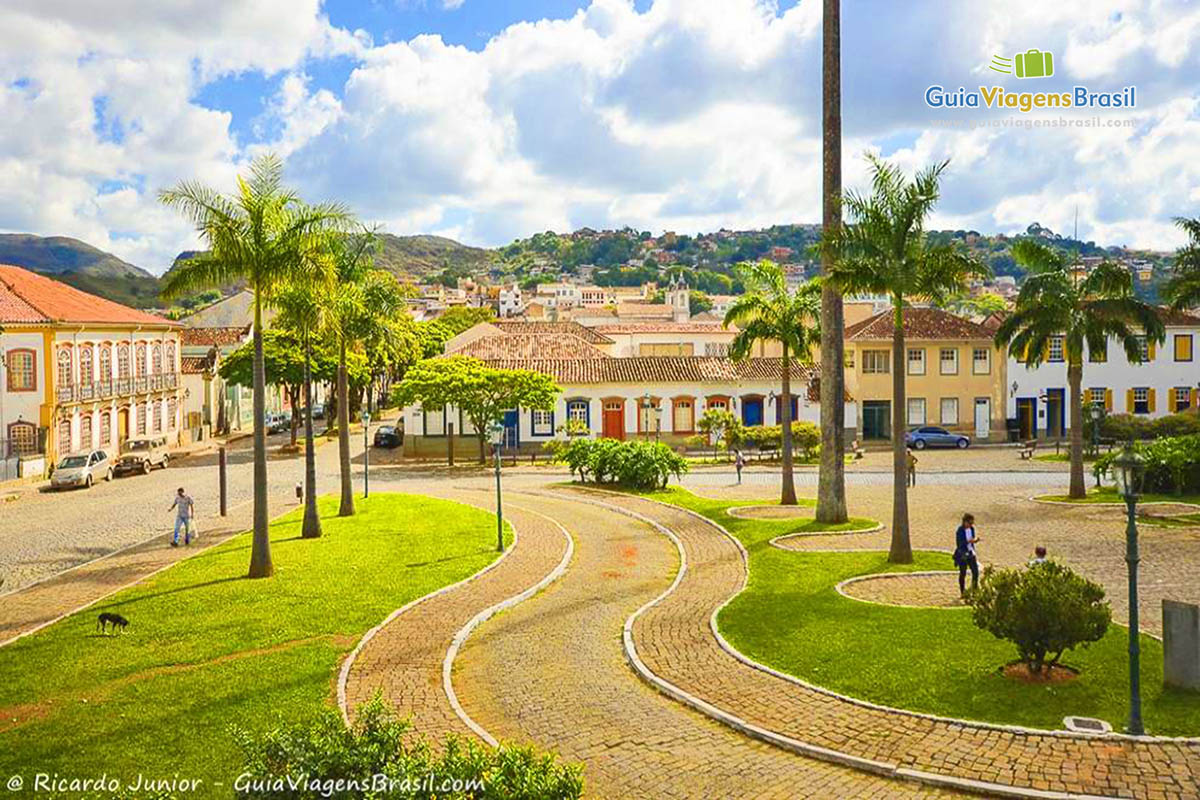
[742,398,763,426]
[502,410,519,449]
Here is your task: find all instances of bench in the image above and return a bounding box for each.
[1019,440,1038,460]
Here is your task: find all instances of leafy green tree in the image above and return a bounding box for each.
[419,307,496,358]
[161,154,351,578]
[697,408,741,458]
[1165,216,1200,311]
[393,356,561,463]
[689,291,713,315]
[968,562,1111,676]
[994,239,1164,498]
[724,260,822,506]
[828,156,985,562]
[949,291,1008,317]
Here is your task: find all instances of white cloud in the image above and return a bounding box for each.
[2,0,1200,274]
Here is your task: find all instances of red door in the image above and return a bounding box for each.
[602,400,624,440]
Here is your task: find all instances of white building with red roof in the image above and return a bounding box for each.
[0,265,182,476]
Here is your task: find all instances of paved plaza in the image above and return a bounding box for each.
[3,446,1199,798]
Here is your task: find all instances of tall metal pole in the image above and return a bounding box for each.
[363,422,369,499]
[494,442,504,552]
[218,446,228,516]
[1125,490,1143,735]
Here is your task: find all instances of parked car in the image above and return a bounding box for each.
[905,426,971,450]
[265,413,290,434]
[373,425,402,448]
[115,436,170,476]
[51,449,113,489]
[311,403,325,420]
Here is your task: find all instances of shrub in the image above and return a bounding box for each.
[1101,410,1200,441]
[967,562,1111,675]
[696,409,741,453]
[1093,433,1200,495]
[547,438,688,490]
[737,422,819,459]
[232,696,583,800]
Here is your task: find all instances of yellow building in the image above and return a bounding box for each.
[844,307,1007,442]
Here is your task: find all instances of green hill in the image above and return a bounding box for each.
[371,233,493,280]
[0,234,162,307]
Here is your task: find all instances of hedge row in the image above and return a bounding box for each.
[546,438,688,490]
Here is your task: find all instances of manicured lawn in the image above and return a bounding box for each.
[641,487,1200,736]
[0,494,511,788]
[1037,486,1200,505]
[1034,452,1097,463]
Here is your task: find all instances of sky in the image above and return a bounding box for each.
[2,0,1199,274]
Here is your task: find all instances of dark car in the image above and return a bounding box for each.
[373,425,402,448]
[905,426,970,450]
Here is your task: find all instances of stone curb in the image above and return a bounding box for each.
[337,497,522,726]
[767,522,886,547]
[556,489,1128,800]
[1028,496,1200,509]
[440,500,575,747]
[834,570,966,610]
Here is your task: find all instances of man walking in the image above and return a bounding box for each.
[906,447,918,487]
[169,487,196,547]
[734,449,746,484]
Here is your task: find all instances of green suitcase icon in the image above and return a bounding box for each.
[1014,49,1053,79]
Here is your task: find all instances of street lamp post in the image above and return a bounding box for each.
[1087,404,1105,486]
[489,421,505,552]
[361,410,371,499]
[641,392,650,441]
[1113,441,1146,736]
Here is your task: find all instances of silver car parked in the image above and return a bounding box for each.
[51,449,114,490]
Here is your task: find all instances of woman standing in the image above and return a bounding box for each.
[954,513,979,595]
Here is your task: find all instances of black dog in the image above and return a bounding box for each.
[97,612,128,634]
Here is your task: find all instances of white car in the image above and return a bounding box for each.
[51,449,114,489]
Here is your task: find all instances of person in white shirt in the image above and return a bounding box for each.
[169,487,196,547]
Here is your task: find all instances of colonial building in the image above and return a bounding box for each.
[0,265,182,475]
[844,307,1007,442]
[1004,308,1200,439]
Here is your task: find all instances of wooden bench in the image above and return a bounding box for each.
[1019,440,1038,460]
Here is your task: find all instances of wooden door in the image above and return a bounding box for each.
[117,408,129,445]
[602,400,624,440]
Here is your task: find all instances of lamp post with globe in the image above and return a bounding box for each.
[489,421,505,553]
[1112,441,1147,736]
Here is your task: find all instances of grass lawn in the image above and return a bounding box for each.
[640,486,1200,736]
[1037,486,1200,505]
[1034,452,1098,463]
[0,493,511,788]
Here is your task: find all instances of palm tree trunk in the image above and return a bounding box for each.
[1067,360,1086,499]
[337,338,354,516]
[248,296,274,578]
[780,343,797,505]
[816,0,848,524]
[288,386,299,448]
[889,299,913,563]
[301,329,322,539]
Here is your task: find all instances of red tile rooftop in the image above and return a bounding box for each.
[0,264,175,327]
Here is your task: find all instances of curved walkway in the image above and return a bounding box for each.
[452,489,953,798]
[576,488,1200,800]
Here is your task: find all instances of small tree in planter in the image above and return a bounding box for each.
[696,408,741,459]
[967,562,1111,676]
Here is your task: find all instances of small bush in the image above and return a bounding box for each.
[967,562,1111,675]
[1093,433,1200,495]
[232,696,583,800]
[547,438,688,490]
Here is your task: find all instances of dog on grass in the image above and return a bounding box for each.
[97,612,128,634]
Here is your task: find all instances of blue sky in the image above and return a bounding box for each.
[1,0,1198,272]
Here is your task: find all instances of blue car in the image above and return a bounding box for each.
[905,426,970,450]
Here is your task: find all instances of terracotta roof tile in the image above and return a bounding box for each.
[181,354,216,374]
[488,320,613,343]
[472,356,819,386]
[453,333,608,360]
[0,264,174,327]
[845,307,992,341]
[1157,307,1200,326]
[180,326,249,347]
[593,322,734,334]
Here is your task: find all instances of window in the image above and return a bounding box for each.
[136,404,147,435]
[673,399,694,432]
[707,397,728,412]
[639,399,661,432]
[8,421,37,456]
[907,398,926,426]
[704,342,731,357]
[907,348,926,376]
[1174,387,1193,412]
[1175,334,1194,362]
[6,349,35,391]
[152,401,162,433]
[79,346,93,383]
[567,400,589,426]
[136,344,147,377]
[939,348,958,375]
[972,348,991,375]
[118,344,130,378]
[1136,336,1150,363]
[531,409,553,436]
[1089,341,1107,363]
[639,343,694,357]
[167,396,178,428]
[99,345,111,380]
[100,412,111,446]
[940,398,959,425]
[423,405,445,436]
[152,344,163,374]
[57,348,73,387]
[57,419,71,454]
[1133,387,1150,415]
[166,342,176,372]
[80,414,92,448]
[1047,336,1064,363]
[1088,387,1106,406]
[862,350,890,374]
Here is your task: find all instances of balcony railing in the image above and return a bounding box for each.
[55,374,181,405]
[135,377,149,394]
[56,384,74,403]
[117,377,132,395]
[97,380,113,399]
[78,382,94,401]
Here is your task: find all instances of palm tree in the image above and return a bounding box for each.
[817,0,848,524]
[828,156,983,563]
[994,240,1165,499]
[1165,216,1200,311]
[160,154,350,577]
[326,230,380,517]
[724,260,822,506]
[275,277,333,539]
